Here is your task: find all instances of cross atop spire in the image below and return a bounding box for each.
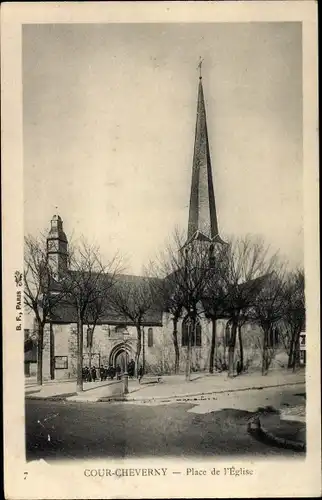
[197,57,203,79]
[186,70,225,246]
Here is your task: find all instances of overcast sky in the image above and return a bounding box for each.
[23,22,303,274]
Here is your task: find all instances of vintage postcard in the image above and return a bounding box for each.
[2,1,320,498]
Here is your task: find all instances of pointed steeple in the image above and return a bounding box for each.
[186,67,224,246]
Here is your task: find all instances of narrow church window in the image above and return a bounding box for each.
[274,327,279,346]
[182,318,189,346]
[268,328,275,348]
[87,328,93,348]
[195,322,202,347]
[225,322,231,345]
[148,327,153,347]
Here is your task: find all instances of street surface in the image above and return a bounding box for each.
[25,385,305,461]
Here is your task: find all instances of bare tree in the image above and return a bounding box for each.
[236,311,250,374]
[159,230,217,381]
[251,269,287,375]
[154,274,184,374]
[149,232,187,374]
[202,244,229,373]
[282,268,305,370]
[24,235,66,385]
[109,276,156,378]
[62,239,121,392]
[84,293,106,370]
[222,236,279,377]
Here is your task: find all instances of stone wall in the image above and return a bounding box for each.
[145,315,286,375]
[143,314,228,374]
[42,323,52,380]
[43,316,286,380]
[50,322,162,379]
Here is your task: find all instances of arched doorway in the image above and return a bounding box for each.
[109,342,135,371]
[115,350,127,372]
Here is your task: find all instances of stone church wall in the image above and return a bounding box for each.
[145,316,286,375]
[43,315,286,381]
[42,323,51,380]
[49,322,164,380]
[144,314,228,374]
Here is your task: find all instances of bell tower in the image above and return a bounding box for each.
[183,63,226,262]
[46,215,68,279]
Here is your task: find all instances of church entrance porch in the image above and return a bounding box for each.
[109,342,135,373]
[115,351,127,373]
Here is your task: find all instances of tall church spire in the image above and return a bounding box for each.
[186,66,224,246]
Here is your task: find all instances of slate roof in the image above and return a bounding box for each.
[237,273,270,295]
[202,274,270,318]
[49,273,164,326]
[48,267,270,326]
[187,77,221,242]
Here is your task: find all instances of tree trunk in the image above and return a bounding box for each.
[185,335,191,381]
[185,317,195,382]
[228,320,237,377]
[36,321,44,386]
[88,324,96,370]
[88,344,92,370]
[76,313,84,392]
[209,317,216,374]
[238,324,244,372]
[223,323,228,369]
[261,344,266,375]
[135,325,142,378]
[262,328,269,376]
[142,328,146,374]
[50,322,55,380]
[172,317,180,374]
[292,329,301,372]
[288,333,295,368]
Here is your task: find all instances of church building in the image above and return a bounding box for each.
[41,73,245,380]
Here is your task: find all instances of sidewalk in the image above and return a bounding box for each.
[25,378,128,399]
[122,370,305,402]
[25,369,305,403]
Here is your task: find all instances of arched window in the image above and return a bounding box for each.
[182,318,202,347]
[87,328,93,348]
[195,322,202,347]
[182,318,189,346]
[268,328,274,348]
[225,321,231,345]
[274,326,280,345]
[148,327,153,347]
